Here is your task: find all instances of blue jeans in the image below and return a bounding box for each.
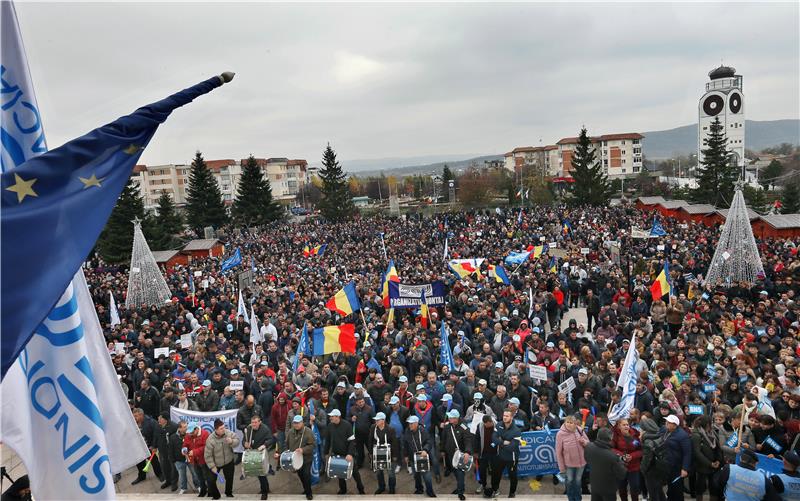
[175,461,201,491]
[565,466,585,501]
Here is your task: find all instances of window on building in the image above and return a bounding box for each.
[603,159,608,166]
[633,167,640,173]
[622,159,626,164]
[703,126,708,131]
[622,150,626,155]
[622,169,627,173]
[622,140,626,145]
[633,139,640,145]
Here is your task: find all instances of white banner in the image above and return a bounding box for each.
[109,291,120,327]
[170,407,244,453]
[1,2,147,498]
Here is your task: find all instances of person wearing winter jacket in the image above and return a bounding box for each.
[183,423,210,497]
[491,409,521,499]
[690,416,723,501]
[584,427,628,501]
[204,419,240,498]
[662,414,692,501]
[271,392,291,452]
[612,418,643,501]
[639,416,667,501]
[556,415,590,501]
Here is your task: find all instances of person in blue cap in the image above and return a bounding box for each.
[369,412,399,494]
[440,409,472,500]
[277,414,315,500]
[404,415,436,497]
[324,408,365,495]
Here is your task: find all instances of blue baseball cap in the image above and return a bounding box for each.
[292,415,303,423]
[447,409,460,419]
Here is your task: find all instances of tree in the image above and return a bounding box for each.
[97,176,147,263]
[743,185,769,214]
[442,165,454,202]
[457,169,491,207]
[185,151,228,233]
[148,192,184,250]
[693,117,739,206]
[231,155,280,227]
[759,159,784,190]
[781,182,800,214]
[317,144,355,221]
[568,127,613,205]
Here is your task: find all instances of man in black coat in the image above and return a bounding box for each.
[243,414,274,500]
[404,415,435,497]
[132,408,163,485]
[662,415,692,501]
[324,409,365,495]
[584,428,627,501]
[440,410,473,501]
[155,412,179,491]
[135,378,161,419]
[368,412,399,495]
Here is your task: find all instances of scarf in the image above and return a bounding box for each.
[698,426,718,449]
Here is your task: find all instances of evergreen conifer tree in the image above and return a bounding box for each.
[185,151,228,234]
[97,177,147,263]
[149,192,184,250]
[231,155,281,227]
[781,182,800,214]
[693,117,739,206]
[568,127,613,205]
[317,144,355,222]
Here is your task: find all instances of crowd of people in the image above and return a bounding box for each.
[89,203,800,501]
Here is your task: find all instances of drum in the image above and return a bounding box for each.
[280,450,303,472]
[243,449,267,477]
[413,451,430,473]
[326,455,353,480]
[372,444,391,471]
[452,450,473,472]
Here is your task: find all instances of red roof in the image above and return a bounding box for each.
[598,133,644,141]
[511,146,539,154]
[206,159,237,171]
[133,164,147,173]
[239,158,268,167]
[287,159,308,166]
[543,145,558,151]
[557,136,600,145]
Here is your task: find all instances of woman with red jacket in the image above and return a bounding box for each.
[183,423,210,498]
[611,418,643,501]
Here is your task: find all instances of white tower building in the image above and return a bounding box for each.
[698,65,745,170]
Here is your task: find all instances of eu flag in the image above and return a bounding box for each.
[1,72,234,377]
[221,247,242,272]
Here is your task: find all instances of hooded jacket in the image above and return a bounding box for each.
[584,429,628,496]
[556,422,589,471]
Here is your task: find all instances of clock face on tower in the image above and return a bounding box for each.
[729,92,742,114]
[703,94,724,116]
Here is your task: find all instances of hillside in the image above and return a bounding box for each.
[643,119,799,159]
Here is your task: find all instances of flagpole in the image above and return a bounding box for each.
[359,310,371,348]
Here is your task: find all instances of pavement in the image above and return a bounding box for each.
[2,310,591,499]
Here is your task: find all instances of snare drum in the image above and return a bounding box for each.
[452,450,473,472]
[243,449,267,477]
[326,455,353,480]
[279,450,303,472]
[372,444,391,471]
[413,451,430,473]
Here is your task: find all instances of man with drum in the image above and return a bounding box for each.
[244,415,273,500]
[490,409,522,499]
[324,409,365,495]
[440,409,472,501]
[277,414,315,500]
[404,415,436,497]
[369,412,399,495]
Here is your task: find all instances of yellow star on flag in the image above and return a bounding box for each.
[5,173,38,203]
[123,144,142,155]
[79,173,104,189]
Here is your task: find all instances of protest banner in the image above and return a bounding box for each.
[170,407,244,453]
[388,281,447,308]
[517,429,560,476]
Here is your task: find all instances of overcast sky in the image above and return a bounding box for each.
[16,2,800,167]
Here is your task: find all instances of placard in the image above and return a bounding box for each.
[469,411,485,434]
[703,383,717,393]
[194,271,203,277]
[529,365,548,382]
[688,404,704,415]
[154,347,170,359]
[548,242,557,248]
[558,376,576,394]
[657,245,665,251]
[201,279,209,288]
[131,267,140,273]
[180,334,193,348]
[229,381,244,391]
[580,248,590,255]
[114,342,125,355]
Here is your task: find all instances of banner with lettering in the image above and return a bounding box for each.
[517,429,560,477]
[170,407,244,453]
[388,281,447,309]
[736,451,783,476]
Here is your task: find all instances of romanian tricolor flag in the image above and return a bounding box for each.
[532,245,546,259]
[488,264,510,285]
[419,290,430,328]
[650,261,671,299]
[313,244,327,257]
[549,256,558,273]
[562,219,572,235]
[381,260,400,307]
[303,244,311,257]
[326,281,361,316]
[312,324,356,355]
[448,258,485,279]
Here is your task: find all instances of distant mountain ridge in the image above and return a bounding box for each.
[643,119,799,159]
[337,119,798,177]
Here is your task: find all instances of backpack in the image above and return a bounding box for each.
[641,434,671,483]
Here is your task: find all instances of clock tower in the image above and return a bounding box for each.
[698,65,745,170]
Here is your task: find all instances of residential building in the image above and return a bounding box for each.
[505,132,644,180]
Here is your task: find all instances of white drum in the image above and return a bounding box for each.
[279,450,303,472]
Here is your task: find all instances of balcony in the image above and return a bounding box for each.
[705,76,742,92]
